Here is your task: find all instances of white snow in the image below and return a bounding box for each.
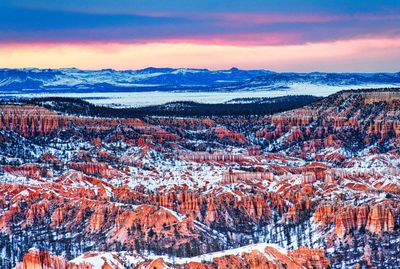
[69,243,287,268]
[4,83,398,108]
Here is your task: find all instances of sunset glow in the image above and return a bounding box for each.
[1,37,399,71]
[1,0,400,71]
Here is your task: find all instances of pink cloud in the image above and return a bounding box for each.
[0,32,303,47]
[1,37,400,72]
[159,33,303,46]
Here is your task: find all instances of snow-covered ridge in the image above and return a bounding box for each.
[0,67,399,93]
[0,67,270,92]
[69,243,287,268]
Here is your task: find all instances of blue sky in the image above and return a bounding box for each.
[1,1,400,71]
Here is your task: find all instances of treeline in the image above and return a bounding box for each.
[17,95,320,117]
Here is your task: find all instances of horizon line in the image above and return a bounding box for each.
[0,66,399,74]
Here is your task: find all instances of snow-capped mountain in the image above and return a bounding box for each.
[247,72,400,86]
[0,67,271,92]
[1,67,399,93]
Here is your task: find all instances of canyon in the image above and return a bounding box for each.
[0,88,399,268]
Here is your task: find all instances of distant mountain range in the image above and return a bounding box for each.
[0,67,399,93]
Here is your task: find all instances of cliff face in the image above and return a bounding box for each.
[0,105,147,137]
[366,204,395,234]
[256,91,400,158]
[0,105,61,136]
[68,162,122,179]
[14,248,69,269]
[215,126,247,144]
[2,164,43,179]
[313,203,396,237]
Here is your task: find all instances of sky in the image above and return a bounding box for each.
[1,0,400,71]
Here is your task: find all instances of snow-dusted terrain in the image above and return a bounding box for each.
[2,88,400,269]
[4,83,399,107]
[1,68,399,107]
